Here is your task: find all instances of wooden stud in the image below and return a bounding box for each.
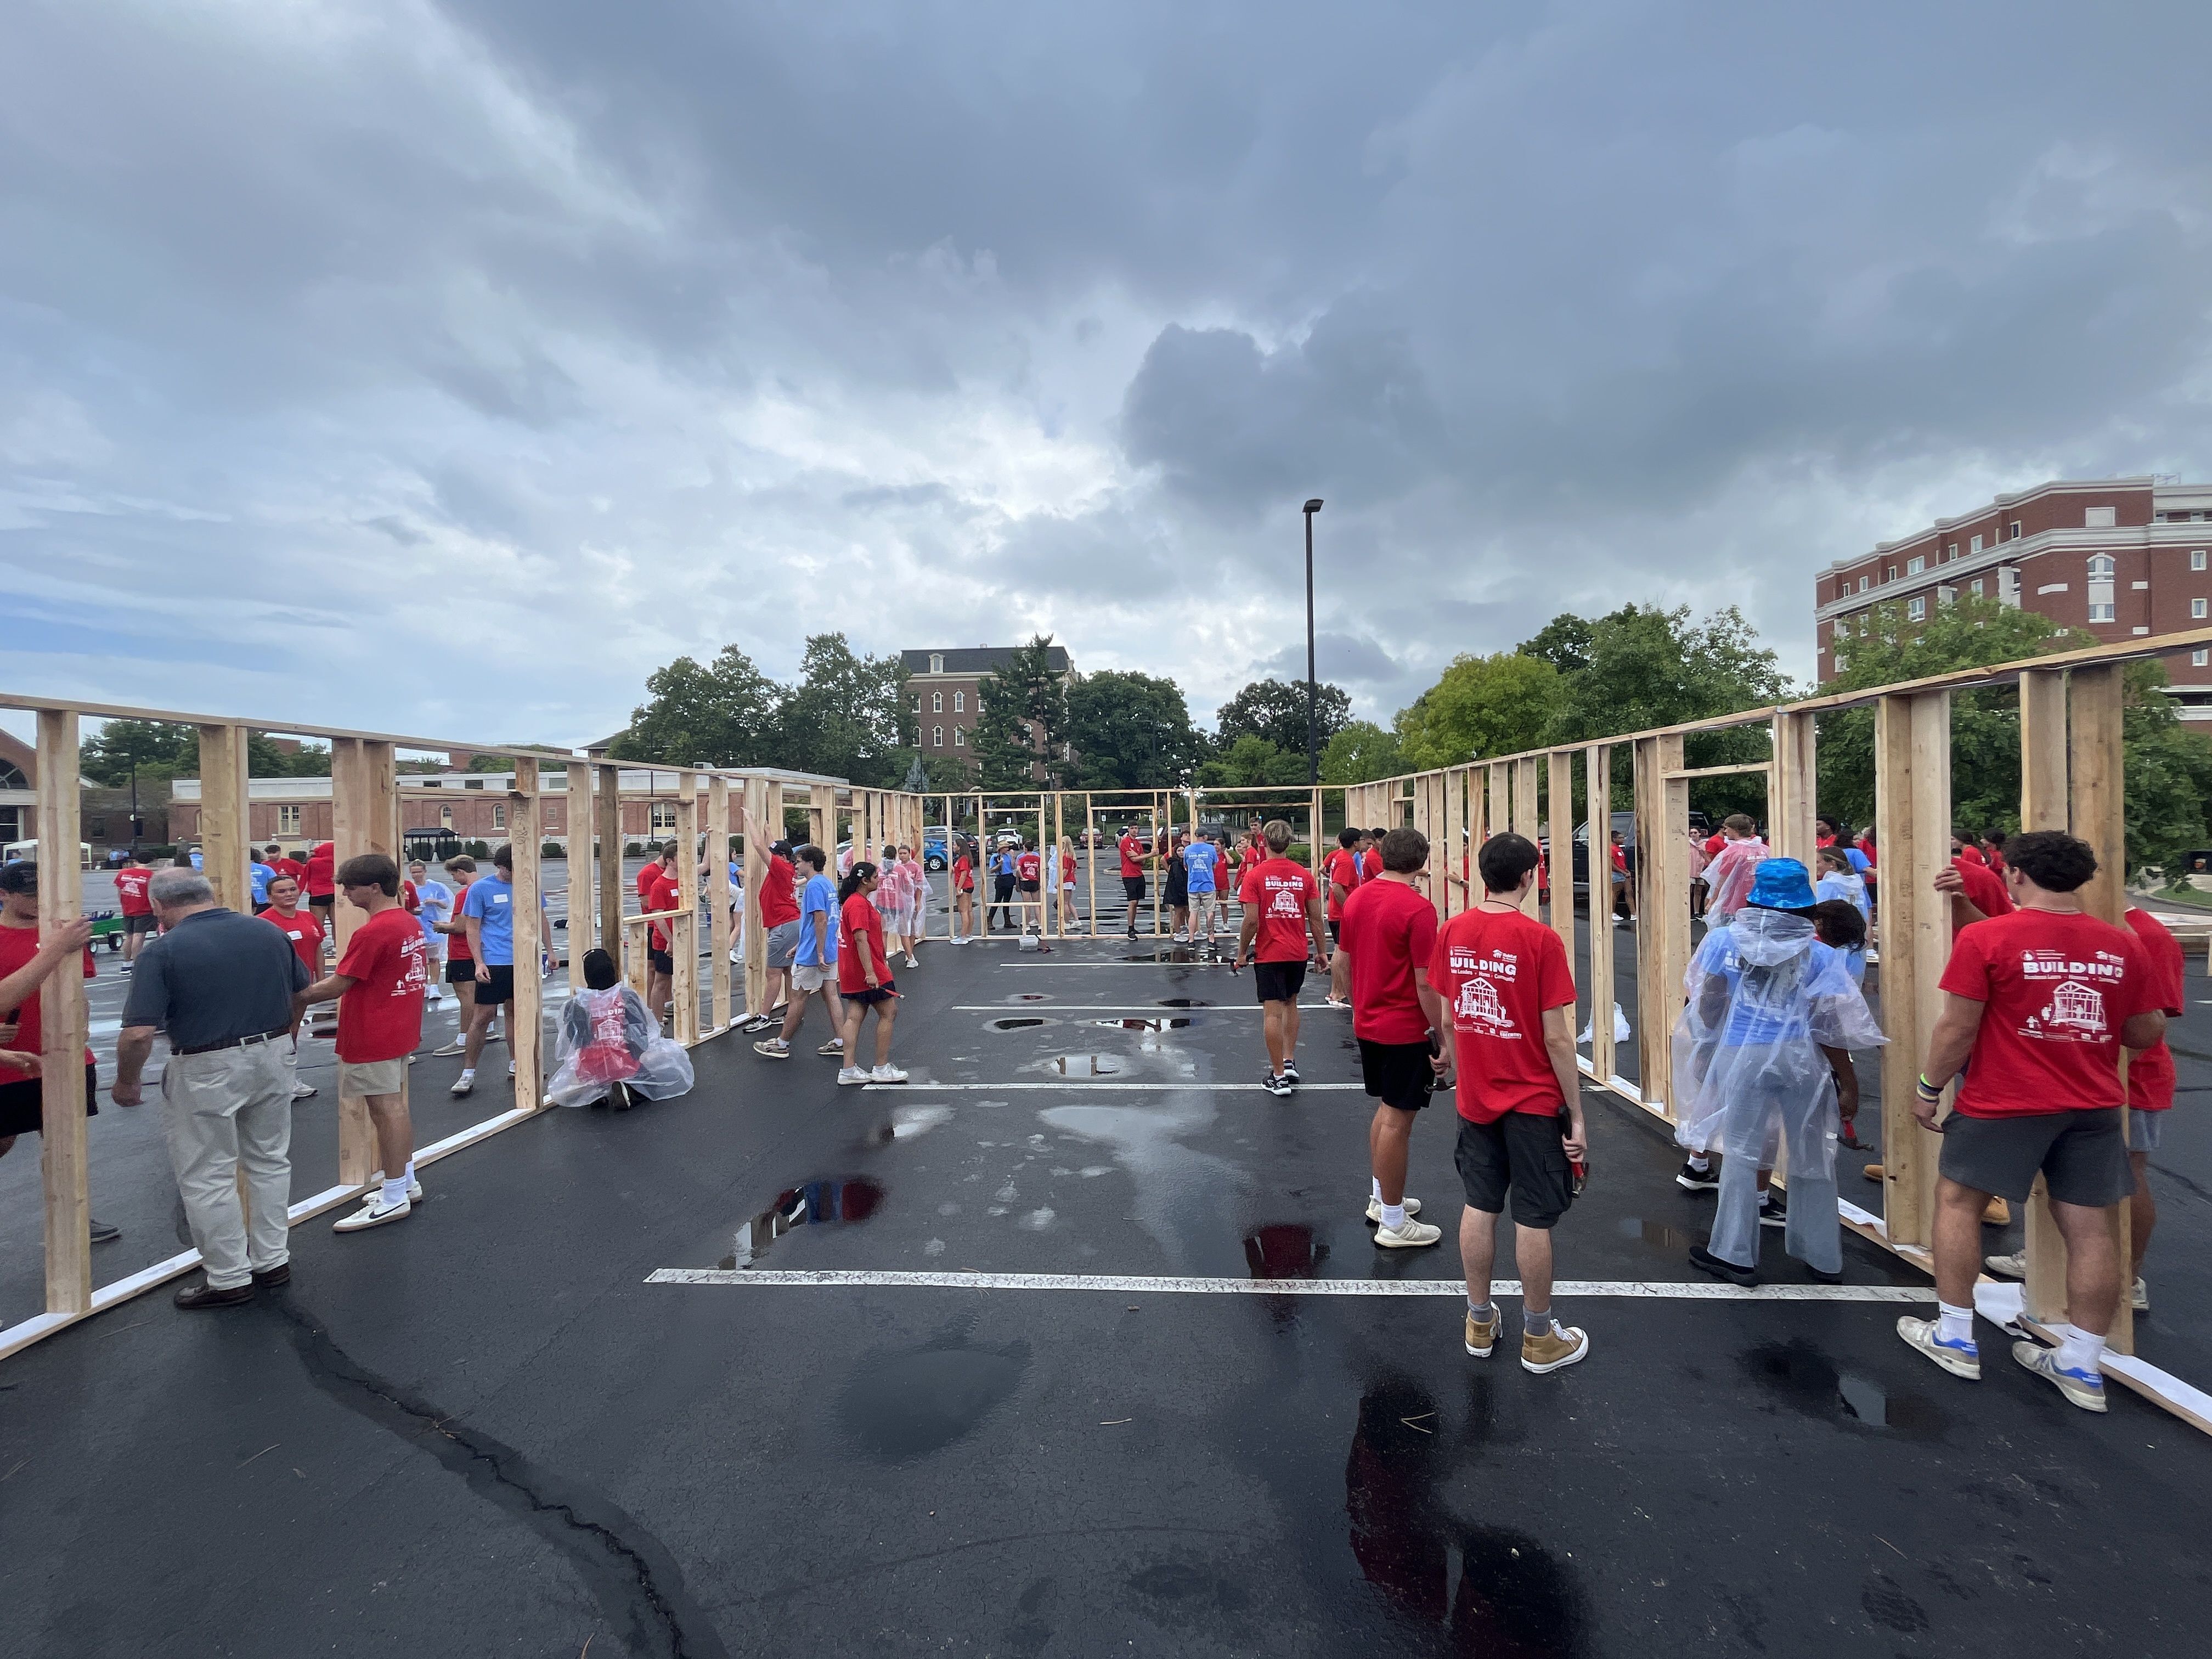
[707,776,735,1034]
[1873,691,1951,1247]
[566,763,594,990]
[330,737,396,1181]
[1587,744,1615,1083]
[595,763,623,978]
[672,770,699,1046]
[196,725,251,913]
[1513,757,1541,917]
[36,709,91,1316]
[509,759,544,1105]
[1548,750,1576,990]
[1770,711,1817,867]
[1632,734,1687,1116]
[741,778,769,1020]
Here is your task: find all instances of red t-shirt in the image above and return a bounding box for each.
[303,842,335,897]
[1956,844,1985,866]
[758,855,800,928]
[1324,848,1361,919]
[1702,832,1726,857]
[333,905,427,1064]
[1985,848,2007,876]
[1240,857,1318,962]
[952,855,973,893]
[1429,906,1575,1122]
[1953,855,2013,923]
[1015,852,1042,884]
[445,879,474,961]
[642,864,680,950]
[262,906,325,978]
[1938,909,2155,1118]
[838,891,890,994]
[269,856,307,887]
[1061,851,1076,884]
[0,923,95,1077]
[636,861,661,901]
[2124,907,2186,1111]
[1339,877,1440,1044]
[114,867,154,915]
[1118,836,1144,878]
[1360,847,1381,881]
[401,879,420,915]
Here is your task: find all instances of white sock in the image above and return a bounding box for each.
[1937,1301,1975,1345]
[1372,1177,1383,1203]
[2055,1327,2105,1375]
[1687,1154,1710,1172]
[458,1068,475,1082]
[402,1160,416,1184]
[379,1175,409,1207]
[1381,1203,1407,1231]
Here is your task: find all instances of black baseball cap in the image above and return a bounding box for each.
[0,860,36,894]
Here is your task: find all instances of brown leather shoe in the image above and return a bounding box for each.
[1981,1196,2012,1226]
[173,1280,253,1310]
[251,1263,291,1288]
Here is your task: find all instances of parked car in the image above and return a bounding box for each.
[1541,808,1712,896]
[922,828,951,870]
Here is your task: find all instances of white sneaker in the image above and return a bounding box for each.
[450,1072,475,1097]
[1364,1196,1422,1223]
[1895,1315,1981,1380]
[2012,1340,2107,1412]
[507,1060,516,1076]
[902,954,919,969]
[870,1064,909,1084]
[1373,1218,1442,1249]
[1984,1250,2027,1279]
[837,1066,870,1086]
[2132,1276,2149,1313]
[332,1193,411,1232]
[291,1081,318,1099]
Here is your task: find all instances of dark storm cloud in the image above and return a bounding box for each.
[3,1,2210,741]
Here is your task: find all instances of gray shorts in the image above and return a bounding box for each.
[2129,1110,2164,1154]
[1939,1108,2132,1207]
[765,920,801,969]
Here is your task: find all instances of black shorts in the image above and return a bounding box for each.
[308,894,334,912]
[1358,1037,1434,1112]
[1122,876,1147,902]
[648,947,675,974]
[123,912,157,936]
[1017,879,1040,894]
[1939,1109,2132,1206]
[850,981,896,1007]
[472,963,516,1005]
[1328,919,1342,943]
[446,957,477,984]
[0,1062,100,1139]
[1252,960,1307,1005]
[1455,1111,1575,1229]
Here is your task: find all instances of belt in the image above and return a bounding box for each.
[174,1028,290,1058]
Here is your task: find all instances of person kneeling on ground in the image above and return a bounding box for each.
[1336,826,1442,1249]
[549,948,696,1110]
[1897,830,2165,1413]
[1419,832,1590,1374]
[1672,859,1884,1288]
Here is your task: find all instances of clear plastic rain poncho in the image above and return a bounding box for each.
[1671,906,1886,1272]
[546,984,697,1108]
[1703,836,1770,918]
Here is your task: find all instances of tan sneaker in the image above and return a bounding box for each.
[1521,1322,1590,1374]
[1464,1306,1499,1358]
[1862,1162,1884,1182]
[1981,1195,2012,1226]
[1373,1218,1442,1249]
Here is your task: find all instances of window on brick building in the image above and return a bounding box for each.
[953,727,966,747]
[2196,599,2209,620]
[932,725,944,748]
[2008,521,2022,540]
[2195,650,2210,667]
[278,804,302,834]
[929,654,944,674]
[1970,579,1984,598]
[2194,550,2208,571]
[1906,556,1925,575]
[440,805,453,827]
[1858,575,1869,592]
[953,691,965,712]
[2087,554,2116,622]
[1970,534,1983,553]
[492,805,507,828]
[1906,596,1925,621]
[931,691,943,712]
[1885,566,1897,583]
[651,803,676,831]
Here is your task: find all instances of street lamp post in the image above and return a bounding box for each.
[1302,498,1324,787]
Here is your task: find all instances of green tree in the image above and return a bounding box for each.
[79,720,195,785]
[1517,614,1596,677]
[972,634,1071,788]
[1067,670,1203,788]
[776,633,914,785]
[1196,734,1307,788]
[1319,720,1404,785]
[1214,677,1352,758]
[1392,652,1562,770]
[619,645,781,766]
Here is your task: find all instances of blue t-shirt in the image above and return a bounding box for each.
[797,873,839,966]
[249,862,275,904]
[1182,841,1218,893]
[1843,848,1871,876]
[462,875,516,966]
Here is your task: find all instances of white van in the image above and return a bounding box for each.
[2,839,94,870]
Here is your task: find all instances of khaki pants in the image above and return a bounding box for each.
[161,1041,294,1289]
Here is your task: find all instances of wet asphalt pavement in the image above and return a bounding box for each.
[2,909,2210,1656]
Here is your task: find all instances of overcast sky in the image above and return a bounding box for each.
[5,1,2210,753]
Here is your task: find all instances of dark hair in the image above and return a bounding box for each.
[794,843,826,872]
[839,861,877,904]
[1950,826,1976,847]
[1815,816,1838,835]
[444,855,477,874]
[265,844,283,855]
[583,947,619,991]
[2005,830,2096,893]
[1982,828,2007,849]
[1338,827,1362,849]
[1379,827,1429,873]
[1810,899,1866,951]
[335,853,400,896]
[1477,832,1541,894]
[0,860,35,895]
[268,872,301,894]
[1722,814,1756,837]
[1370,827,1390,840]
[493,844,514,871]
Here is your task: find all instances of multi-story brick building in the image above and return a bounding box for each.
[1813,477,2212,720]
[901,645,1075,758]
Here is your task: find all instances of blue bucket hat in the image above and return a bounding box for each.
[1745,856,1816,912]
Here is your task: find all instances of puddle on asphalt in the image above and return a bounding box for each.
[717,1177,885,1268]
[1156,997,1210,1008]
[1032,1053,1126,1076]
[1741,1339,1945,1437]
[1244,1222,1328,1280]
[1009,994,1049,1002]
[1122,947,1224,963]
[1616,1216,1693,1252]
[837,1325,1031,1461]
[985,1016,1058,1031]
[1088,1016,1198,1032]
[858,1104,955,1148]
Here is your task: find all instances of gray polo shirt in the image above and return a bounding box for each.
[121,907,307,1050]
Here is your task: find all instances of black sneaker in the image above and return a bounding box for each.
[1280,1060,1301,1085]
[1675,1160,1719,1192]
[89,1217,121,1243]
[1688,1243,1759,1287]
[1264,1073,1293,1098]
[1758,1190,1787,1228]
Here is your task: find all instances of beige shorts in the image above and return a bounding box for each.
[793,963,833,993]
[338,1057,408,1097]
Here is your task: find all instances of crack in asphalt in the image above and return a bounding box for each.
[273,1299,727,1659]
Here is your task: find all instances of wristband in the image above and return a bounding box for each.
[1915,1074,1943,1098]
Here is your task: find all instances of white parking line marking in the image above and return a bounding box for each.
[646,1268,1931,1301]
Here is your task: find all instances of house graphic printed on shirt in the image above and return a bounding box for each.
[1455,974,1511,1033]
[2039,979,2107,1037]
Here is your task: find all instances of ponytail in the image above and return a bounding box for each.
[839,861,877,905]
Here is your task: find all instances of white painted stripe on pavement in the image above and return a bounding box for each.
[956,1004,1337,1012]
[646,1268,1931,1301]
[863,1081,1367,1091]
